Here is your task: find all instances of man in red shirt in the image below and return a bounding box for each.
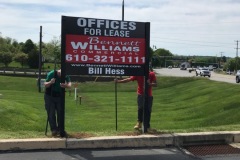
[115,70,157,130]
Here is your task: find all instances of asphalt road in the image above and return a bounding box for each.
[154,68,237,84]
[0,147,200,160]
[2,148,240,160]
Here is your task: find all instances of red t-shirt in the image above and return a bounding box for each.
[130,71,156,96]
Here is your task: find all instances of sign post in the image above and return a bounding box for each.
[143,22,150,133]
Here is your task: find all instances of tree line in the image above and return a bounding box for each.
[0,36,60,69]
[151,48,240,71]
[0,35,238,71]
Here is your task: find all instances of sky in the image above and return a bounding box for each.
[0,0,240,57]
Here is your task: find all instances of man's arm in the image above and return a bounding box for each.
[44,79,56,88]
[148,80,157,87]
[44,71,55,88]
[115,77,132,83]
[148,72,157,87]
[60,76,72,88]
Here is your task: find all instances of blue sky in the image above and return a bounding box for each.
[0,0,240,57]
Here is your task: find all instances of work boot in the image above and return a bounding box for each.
[147,128,155,133]
[134,121,142,129]
[51,130,58,137]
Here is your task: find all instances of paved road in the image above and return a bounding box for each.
[2,147,240,160]
[154,68,237,84]
[0,147,199,160]
[202,155,240,160]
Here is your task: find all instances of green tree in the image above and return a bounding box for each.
[42,37,61,63]
[21,39,37,54]
[224,58,234,71]
[222,56,227,63]
[152,55,161,67]
[10,39,22,54]
[13,52,28,68]
[236,57,240,71]
[0,52,13,67]
[223,57,240,72]
[152,48,173,67]
[27,50,39,69]
[0,37,11,52]
[0,37,21,54]
[21,39,39,68]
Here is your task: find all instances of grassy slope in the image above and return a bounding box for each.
[154,77,240,132]
[0,75,240,138]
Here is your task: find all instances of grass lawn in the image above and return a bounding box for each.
[0,75,240,139]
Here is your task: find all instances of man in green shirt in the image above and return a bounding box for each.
[44,69,71,136]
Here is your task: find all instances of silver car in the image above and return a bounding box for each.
[236,70,240,83]
[196,68,211,77]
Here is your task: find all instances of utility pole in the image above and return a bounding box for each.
[219,52,224,69]
[235,40,239,72]
[235,40,239,57]
[220,52,224,58]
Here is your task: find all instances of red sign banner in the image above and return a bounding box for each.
[65,35,145,64]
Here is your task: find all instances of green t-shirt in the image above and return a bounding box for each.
[45,70,71,93]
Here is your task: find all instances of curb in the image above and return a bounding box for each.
[0,138,65,151]
[66,134,173,149]
[1,131,240,151]
[173,131,240,146]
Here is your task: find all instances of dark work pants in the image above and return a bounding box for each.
[137,95,153,128]
[44,94,62,132]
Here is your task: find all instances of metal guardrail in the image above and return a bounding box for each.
[0,69,48,76]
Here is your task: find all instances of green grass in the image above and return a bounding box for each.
[0,75,240,139]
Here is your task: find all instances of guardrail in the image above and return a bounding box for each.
[0,69,49,77]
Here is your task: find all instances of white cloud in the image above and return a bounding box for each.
[0,0,240,57]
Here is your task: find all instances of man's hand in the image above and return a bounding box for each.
[50,78,56,84]
[60,83,69,88]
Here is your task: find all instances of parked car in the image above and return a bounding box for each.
[236,70,240,83]
[226,70,233,75]
[209,65,213,71]
[180,65,187,70]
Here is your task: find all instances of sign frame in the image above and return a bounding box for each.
[60,16,150,135]
[62,16,149,76]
